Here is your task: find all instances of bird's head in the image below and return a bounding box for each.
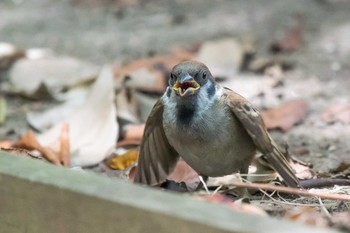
[169,61,215,98]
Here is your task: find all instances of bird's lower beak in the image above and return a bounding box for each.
[173,76,200,97]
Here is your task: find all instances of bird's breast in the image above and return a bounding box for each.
[162,100,256,177]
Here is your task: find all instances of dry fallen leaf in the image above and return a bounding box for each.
[331,212,350,230]
[168,160,199,185]
[197,194,267,216]
[114,49,194,123]
[114,48,195,93]
[261,99,307,132]
[128,165,137,182]
[4,56,98,98]
[322,103,350,124]
[122,124,145,142]
[37,65,118,167]
[117,139,142,147]
[207,174,242,187]
[14,130,60,165]
[0,140,13,148]
[0,147,41,160]
[107,150,138,170]
[27,87,89,131]
[290,160,314,180]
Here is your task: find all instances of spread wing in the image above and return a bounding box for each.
[223,88,300,187]
[134,99,179,185]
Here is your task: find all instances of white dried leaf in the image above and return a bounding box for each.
[6,56,99,97]
[37,65,118,166]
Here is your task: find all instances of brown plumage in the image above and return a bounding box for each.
[135,61,300,188]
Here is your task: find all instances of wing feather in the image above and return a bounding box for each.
[223,88,300,187]
[134,99,179,185]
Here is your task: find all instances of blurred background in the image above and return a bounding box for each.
[1,0,348,64]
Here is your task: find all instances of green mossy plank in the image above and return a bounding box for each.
[0,152,338,233]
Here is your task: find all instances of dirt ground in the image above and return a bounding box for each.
[1,0,350,229]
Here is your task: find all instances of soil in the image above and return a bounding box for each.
[1,0,350,229]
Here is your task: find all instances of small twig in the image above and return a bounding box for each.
[199,176,210,194]
[231,182,350,201]
[212,185,223,196]
[300,178,350,188]
[318,197,331,218]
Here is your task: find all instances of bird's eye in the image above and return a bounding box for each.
[170,73,176,81]
[202,72,207,79]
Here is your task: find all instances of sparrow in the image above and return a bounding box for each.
[135,61,300,188]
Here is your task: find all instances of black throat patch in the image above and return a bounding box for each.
[176,103,196,125]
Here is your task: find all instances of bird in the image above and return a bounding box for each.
[134,60,300,189]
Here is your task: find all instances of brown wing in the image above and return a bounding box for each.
[134,99,179,185]
[223,88,300,188]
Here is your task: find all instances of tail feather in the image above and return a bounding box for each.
[264,143,300,188]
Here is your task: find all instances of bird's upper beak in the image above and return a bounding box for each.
[173,74,200,97]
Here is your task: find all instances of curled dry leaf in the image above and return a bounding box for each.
[261,99,308,132]
[14,130,60,165]
[37,65,118,167]
[128,165,137,182]
[106,149,138,170]
[59,123,70,167]
[322,103,350,124]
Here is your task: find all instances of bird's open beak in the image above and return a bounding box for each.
[173,74,200,97]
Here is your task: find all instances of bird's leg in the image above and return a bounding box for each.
[237,167,251,202]
[196,175,210,194]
